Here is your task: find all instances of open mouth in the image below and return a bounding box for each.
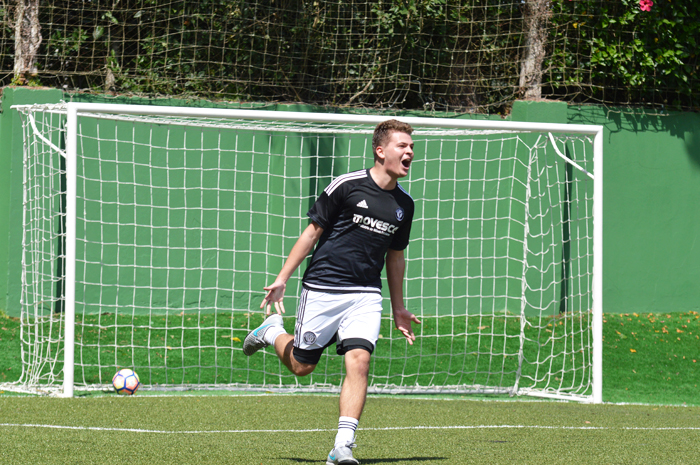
[401,158,412,169]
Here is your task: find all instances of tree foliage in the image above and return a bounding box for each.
[547,0,699,109]
[1,0,697,111]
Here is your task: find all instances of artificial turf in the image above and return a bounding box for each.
[2,310,700,405]
[1,395,699,464]
[2,310,700,464]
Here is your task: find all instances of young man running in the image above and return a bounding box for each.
[243,119,421,465]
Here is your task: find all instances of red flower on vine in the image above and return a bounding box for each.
[639,0,653,11]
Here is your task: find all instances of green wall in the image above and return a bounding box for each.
[569,106,700,314]
[2,88,699,317]
[515,101,700,314]
[0,88,63,316]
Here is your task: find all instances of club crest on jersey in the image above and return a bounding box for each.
[303,331,317,345]
[395,207,405,221]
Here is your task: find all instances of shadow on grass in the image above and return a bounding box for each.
[283,458,447,464]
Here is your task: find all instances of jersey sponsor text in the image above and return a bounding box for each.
[352,213,399,236]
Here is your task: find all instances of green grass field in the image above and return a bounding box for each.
[2,309,595,393]
[2,310,699,404]
[1,395,699,464]
[2,311,700,464]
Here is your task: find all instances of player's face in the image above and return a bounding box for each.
[378,131,414,178]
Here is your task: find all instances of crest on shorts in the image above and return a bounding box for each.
[395,207,404,221]
[303,331,317,345]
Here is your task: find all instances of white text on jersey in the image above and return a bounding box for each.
[352,213,399,235]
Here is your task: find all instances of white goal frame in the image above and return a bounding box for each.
[14,102,604,402]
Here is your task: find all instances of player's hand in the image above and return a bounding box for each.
[260,280,287,315]
[392,307,421,345]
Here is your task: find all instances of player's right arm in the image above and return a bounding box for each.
[260,221,324,315]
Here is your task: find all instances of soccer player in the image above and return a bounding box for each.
[243,119,421,465]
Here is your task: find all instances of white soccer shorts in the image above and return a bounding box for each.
[293,288,382,355]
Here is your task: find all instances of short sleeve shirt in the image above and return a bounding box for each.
[303,169,414,293]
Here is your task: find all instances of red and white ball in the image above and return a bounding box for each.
[112,368,140,395]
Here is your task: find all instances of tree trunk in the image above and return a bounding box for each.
[14,0,42,84]
[519,0,551,100]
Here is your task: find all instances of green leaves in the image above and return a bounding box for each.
[103,11,119,25]
[549,0,699,108]
[19,0,700,111]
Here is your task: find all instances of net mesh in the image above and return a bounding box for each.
[2,0,697,112]
[14,104,597,400]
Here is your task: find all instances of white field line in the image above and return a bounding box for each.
[2,423,700,434]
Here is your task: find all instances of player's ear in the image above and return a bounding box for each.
[375,145,386,161]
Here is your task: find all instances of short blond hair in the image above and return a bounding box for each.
[372,119,413,159]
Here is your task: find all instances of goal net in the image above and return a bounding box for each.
[10,103,603,401]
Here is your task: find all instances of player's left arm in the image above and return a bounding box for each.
[385,248,421,344]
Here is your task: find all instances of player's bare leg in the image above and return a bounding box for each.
[339,348,370,419]
[327,348,370,465]
[274,333,316,376]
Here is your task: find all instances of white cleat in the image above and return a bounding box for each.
[242,314,283,356]
[326,442,359,465]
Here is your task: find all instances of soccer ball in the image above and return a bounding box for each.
[112,368,140,395]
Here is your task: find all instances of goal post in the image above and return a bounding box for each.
[10,102,603,402]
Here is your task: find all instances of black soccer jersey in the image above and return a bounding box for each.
[303,169,414,294]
